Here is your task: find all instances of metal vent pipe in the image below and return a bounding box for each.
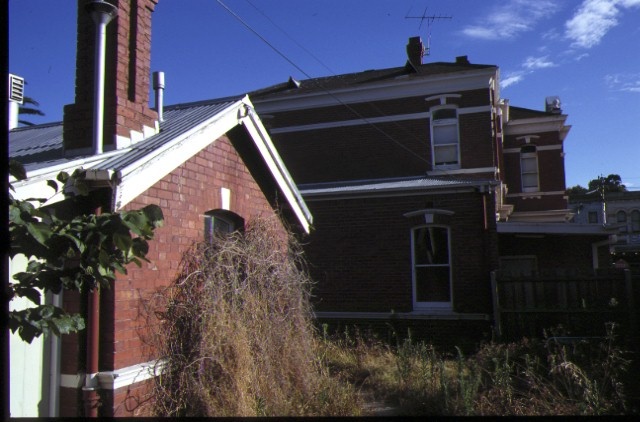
[153,71,165,122]
[87,0,117,155]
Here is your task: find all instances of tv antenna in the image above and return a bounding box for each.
[405,6,452,56]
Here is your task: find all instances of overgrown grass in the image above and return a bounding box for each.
[318,323,635,416]
[145,217,360,417]
[143,216,635,416]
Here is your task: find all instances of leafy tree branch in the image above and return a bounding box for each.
[8,160,164,343]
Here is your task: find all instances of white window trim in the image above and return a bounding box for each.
[430,105,461,169]
[411,225,453,311]
[520,146,540,193]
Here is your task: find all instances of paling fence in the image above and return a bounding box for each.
[491,268,638,347]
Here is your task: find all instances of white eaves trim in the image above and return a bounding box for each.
[239,101,312,233]
[113,98,244,211]
[505,115,571,138]
[113,95,312,233]
[11,149,125,206]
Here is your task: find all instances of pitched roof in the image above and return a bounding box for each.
[9,95,313,233]
[300,175,497,198]
[251,61,496,100]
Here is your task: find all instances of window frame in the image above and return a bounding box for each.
[204,209,244,242]
[520,145,540,192]
[430,105,460,169]
[410,224,453,310]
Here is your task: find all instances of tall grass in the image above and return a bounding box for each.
[318,323,634,416]
[145,217,360,417]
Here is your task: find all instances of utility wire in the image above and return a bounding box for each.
[217,0,459,170]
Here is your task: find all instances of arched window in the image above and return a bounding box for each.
[430,107,460,168]
[520,145,539,192]
[616,210,627,223]
[204,209,244,242]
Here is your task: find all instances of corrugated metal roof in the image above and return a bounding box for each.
[8,96,242,173]
[300,176,494,197]
[9,122,65,165]
[96,97,241,171]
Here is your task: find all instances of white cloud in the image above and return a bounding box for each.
[605,73,640,92]
[523,56,557,69]
[565,0,640,48]
[501,71,526,88]
[462,0,559,40]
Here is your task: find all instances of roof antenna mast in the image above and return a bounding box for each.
[405,6,452,56]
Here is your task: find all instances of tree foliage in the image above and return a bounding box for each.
[8,160,164,343]
[18,96,45,127]
[588,174,626,193]
[567,174,627,197]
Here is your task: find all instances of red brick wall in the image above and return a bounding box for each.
[305,190,497,315]
[60,135,287,416]
[265,88,495,184]
[106,136,285,370]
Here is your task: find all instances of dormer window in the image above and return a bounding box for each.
[520,145,539,192]
[430,107,460,168]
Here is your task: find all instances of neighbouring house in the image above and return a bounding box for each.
[250,37,615,345]
[9,0,311,417]
[569,190,640,269]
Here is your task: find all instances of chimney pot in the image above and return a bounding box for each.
[406,37,424,67]
[455,55,470,64]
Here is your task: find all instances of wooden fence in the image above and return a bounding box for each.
[491,269,638,345]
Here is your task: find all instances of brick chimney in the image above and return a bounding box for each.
[63,0,159,155]
[406,36,424,68]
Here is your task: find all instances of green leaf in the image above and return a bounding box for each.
[25,221,53,246]
[46,179,59,192]
[9,159,27,181]
[143,204,165,228]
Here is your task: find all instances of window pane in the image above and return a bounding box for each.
[434,145,458,165]
[415,266,451,302]
[414,227,449,265]
[522,173,538,189]
[521,156,537,172]
[433,124,457,145]
[433,108,457,120]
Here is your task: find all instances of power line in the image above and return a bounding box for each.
[218,1,491,182]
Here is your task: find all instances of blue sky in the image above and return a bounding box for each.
[9,0,640,189]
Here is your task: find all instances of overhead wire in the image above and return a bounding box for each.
[217,0,476,175]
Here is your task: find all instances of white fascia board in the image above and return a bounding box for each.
[497,222,609,235]
[255,68,497,113]
[240,97,313,233]
[504,115,569,136]
[11,152,121,205]
[113,100,244,210]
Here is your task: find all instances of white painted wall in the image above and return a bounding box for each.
[9,254,49,417]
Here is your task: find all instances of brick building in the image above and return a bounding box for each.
[251,37,611,344]
[9,0,310,417]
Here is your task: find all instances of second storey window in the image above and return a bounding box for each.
[520,145,539,192]
[431,108,460,168]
